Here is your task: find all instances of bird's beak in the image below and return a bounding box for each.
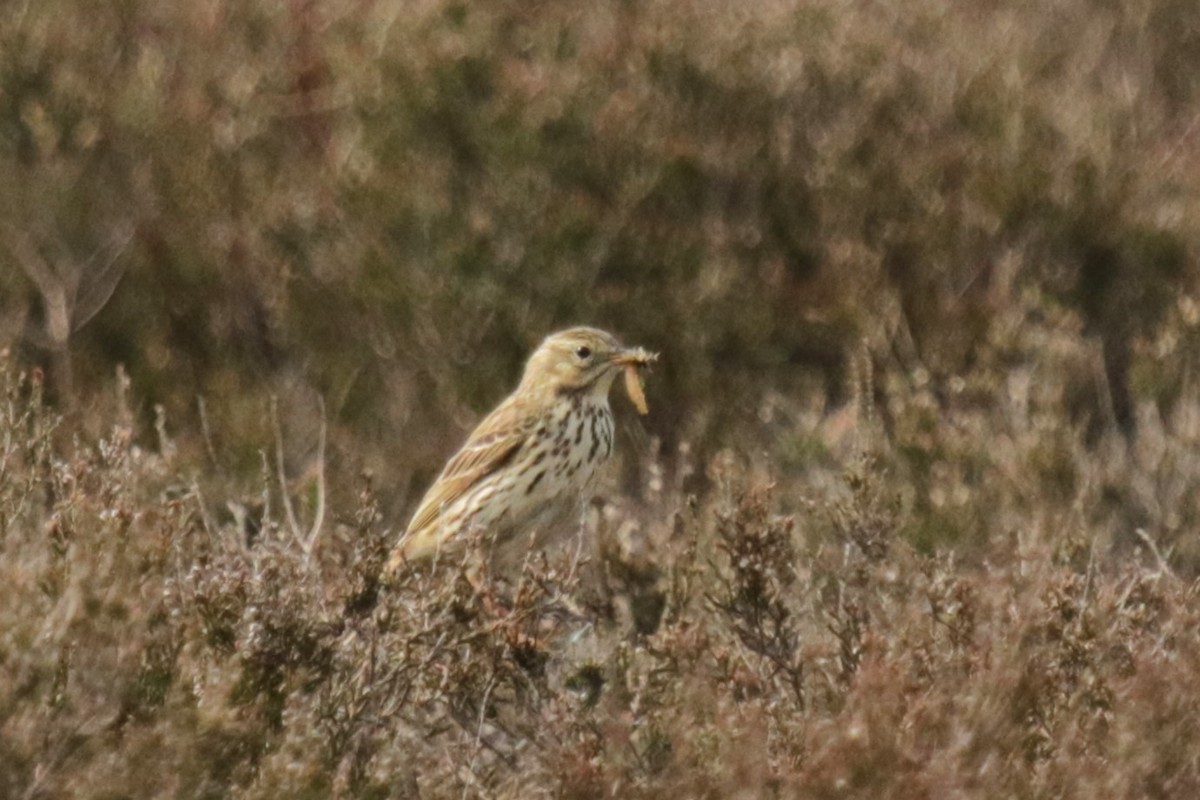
[609,346,658,368]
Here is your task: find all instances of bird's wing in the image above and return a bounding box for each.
[394,395,532,560]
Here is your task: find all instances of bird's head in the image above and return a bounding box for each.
[519,327,653,400]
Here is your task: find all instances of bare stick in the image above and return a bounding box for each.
[196,396,221,473]
[303,396,328,566]
[1135,528,1176,580]
[271,396,303,543]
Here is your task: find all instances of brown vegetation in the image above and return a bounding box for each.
[3,368,1200,797]
[3,0,1200,796]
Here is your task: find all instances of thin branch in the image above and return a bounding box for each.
[258,448,273,532]
[190,481,218,541]
[303,395,328,566]
[271,395,303,542]
[2,226,73,349]
[1135,527,1176,580]
[196,395,222,473]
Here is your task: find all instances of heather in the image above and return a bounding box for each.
[3,1,1200,797]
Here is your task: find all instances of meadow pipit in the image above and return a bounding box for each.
[385,327,656,576]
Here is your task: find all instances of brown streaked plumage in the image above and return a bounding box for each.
[385,327,656,575]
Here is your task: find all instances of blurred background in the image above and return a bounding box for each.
[3,0,1200,563]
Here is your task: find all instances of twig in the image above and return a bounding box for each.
[1135,528,1175,580]
[258,449,273,532]
[271,395,303,543]
[190,481,218,542]
[196,396,222,473]
[154,403,175,463]
[303,395,328,567]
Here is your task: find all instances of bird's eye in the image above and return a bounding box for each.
[575,346,592,361]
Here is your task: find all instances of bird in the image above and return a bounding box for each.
[384,327,656,578]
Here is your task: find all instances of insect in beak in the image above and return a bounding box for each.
[610,347,657,414]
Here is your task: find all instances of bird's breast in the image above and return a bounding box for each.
[504,397,614,515]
